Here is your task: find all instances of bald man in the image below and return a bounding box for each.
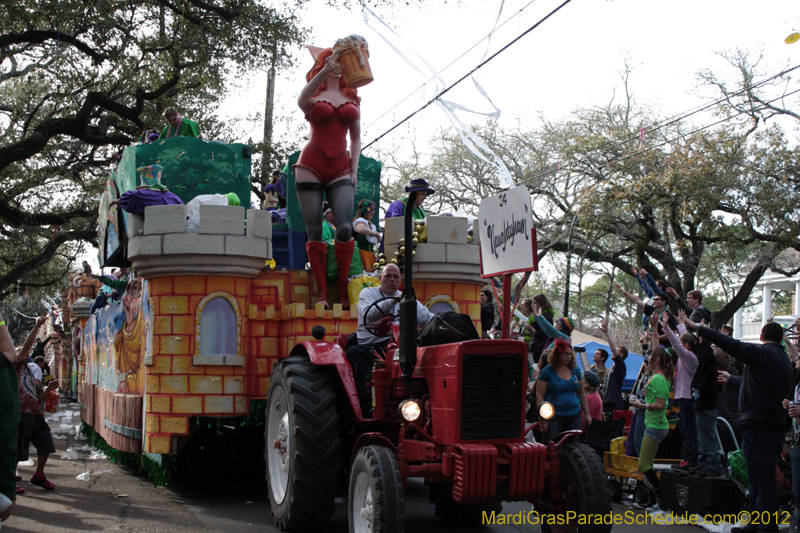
[346,264,433,409]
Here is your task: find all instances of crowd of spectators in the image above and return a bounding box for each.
[495,265,800,529]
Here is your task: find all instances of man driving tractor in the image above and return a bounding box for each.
[346,264,434,408]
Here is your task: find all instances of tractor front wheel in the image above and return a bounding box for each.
[539,442,612,533]
[348,445,405,533]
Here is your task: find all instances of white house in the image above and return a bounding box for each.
[732,249,800,340]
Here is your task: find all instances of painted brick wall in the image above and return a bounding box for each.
[144,274,251,454]
[142,268,482,454]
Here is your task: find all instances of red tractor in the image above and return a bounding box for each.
[265,199,611,532]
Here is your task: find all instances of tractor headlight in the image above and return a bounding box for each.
[399,400,421,422]
[539,401,555,421]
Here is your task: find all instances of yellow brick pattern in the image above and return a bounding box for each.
[160,296,189,315]
[204,395,234,413]
[160,416,189,434]
[150,277,174,296]
[145,416,159,433]
[154,316,171,335]
[189,376,223,394]
[151,396,171,413]
[224,376,244,394]
[160,376,189,395]
[206,277,236,295]
[146,375,160,393]
[150,356,172,375]
[171,356,204,375]
[235,396,248,414]
[235,278,250,296]
[454,284,478,301]
[172,396,203,414]
[174,276,207,295]
[172,315,194,335]
[160,335,190,355]
[147,435,171,454]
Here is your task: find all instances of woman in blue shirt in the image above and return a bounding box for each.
[536,339,592,443]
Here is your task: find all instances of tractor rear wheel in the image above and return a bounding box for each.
[348,445,405,533]
[540,442,612,533]
[265,356,340,531]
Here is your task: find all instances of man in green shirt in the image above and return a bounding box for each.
[158,107,202,140]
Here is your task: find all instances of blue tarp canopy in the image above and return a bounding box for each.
[573,341,644,393]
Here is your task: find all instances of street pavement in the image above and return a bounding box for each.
[5,401,704,532]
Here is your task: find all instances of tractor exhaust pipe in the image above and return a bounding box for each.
[398,191,418,379]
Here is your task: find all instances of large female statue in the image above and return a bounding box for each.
[294,41,367,310]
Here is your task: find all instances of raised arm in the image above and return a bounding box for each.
[297,56,340,111]
[614,283,646,312]
[663,314,697,366]
[533,308,568,341]
[677,309,698,331]
[667,287,692,315]
[632,266,653,298]
[598,319,619,358]
[16,314,48,364]
[638,268,661,296]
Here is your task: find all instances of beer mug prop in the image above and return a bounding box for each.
[332,35,373,88]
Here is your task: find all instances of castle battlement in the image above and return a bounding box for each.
[127,205,272,278]
[383,216,482,284]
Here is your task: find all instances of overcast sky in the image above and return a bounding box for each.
[227,0,800,158]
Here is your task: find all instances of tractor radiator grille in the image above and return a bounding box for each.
[460,355,522,440]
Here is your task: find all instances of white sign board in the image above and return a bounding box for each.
[478,187,534,277]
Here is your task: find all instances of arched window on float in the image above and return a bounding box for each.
[193,292,243,366]
[426,295,460,315]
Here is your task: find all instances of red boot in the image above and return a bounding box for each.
[306,241,328,308]
[334,238,355,310]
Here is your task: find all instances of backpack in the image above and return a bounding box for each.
[417,311,479,347]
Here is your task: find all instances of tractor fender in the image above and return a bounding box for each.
[289,341,364,418]
[552,430,582,448]
[350,433,397,466]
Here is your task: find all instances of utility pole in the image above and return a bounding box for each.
[262,42,278,185]
[563,215,578,316]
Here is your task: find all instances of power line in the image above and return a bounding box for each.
[362,0,540,134]
[570,63,800,166]
[362,0,574,151]
[515,76,800,187]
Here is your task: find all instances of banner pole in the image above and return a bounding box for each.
[501,273,512,340]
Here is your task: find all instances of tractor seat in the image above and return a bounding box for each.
[336,333,354,352]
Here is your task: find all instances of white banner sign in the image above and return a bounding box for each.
[478,187,534,277]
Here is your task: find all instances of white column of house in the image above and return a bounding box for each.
[762,284,772,326]
[795,281,800,316]
[733,307,743,339]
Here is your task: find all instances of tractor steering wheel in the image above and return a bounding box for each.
[363,296,401,336]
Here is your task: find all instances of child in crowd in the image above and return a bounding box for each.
[581,371,604,432]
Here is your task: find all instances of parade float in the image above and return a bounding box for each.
[60,133,486,484]
[52,35,612,533]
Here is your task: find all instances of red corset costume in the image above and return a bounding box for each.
[294,100,360,184]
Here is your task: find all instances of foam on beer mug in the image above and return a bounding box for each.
[332,35,373,88]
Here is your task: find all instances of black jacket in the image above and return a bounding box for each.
[691,338,718,411]
[699,327,791,431]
